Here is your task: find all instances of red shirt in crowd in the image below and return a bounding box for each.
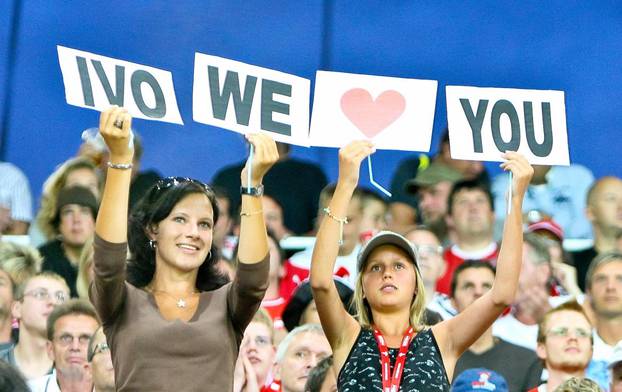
[436,242,499,295]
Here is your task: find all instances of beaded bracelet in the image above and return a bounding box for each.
[323,207,348,246]
[107,161,133,170]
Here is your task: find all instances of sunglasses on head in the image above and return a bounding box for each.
[154,177,211,192]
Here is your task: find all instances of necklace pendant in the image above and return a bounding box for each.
[176,298,187,308]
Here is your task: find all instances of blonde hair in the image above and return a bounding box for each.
[553,377,603,392]
[76,237,94,299]
[353,247,427,331]
[253,307,275,342]
[0,241,42,285]
[15,271,69,300]
[35,157,98,240]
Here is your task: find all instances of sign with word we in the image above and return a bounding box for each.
[193,53,310,146]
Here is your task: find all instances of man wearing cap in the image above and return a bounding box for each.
[527,217,583,297]
[389,129,488,235]
[610,341,622,392]
[38,186,98,297]
[436,179,499,295]
[405,162,463,243]
[572,176,622,292]
[493,233,556,350]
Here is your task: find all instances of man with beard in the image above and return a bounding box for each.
[405,162,463,243]
[436,180,498,294]
[1,273,70,380]
[29,299,99,392]
[584,252,622,389]
[530,300,593,391]
[86,327,114,392]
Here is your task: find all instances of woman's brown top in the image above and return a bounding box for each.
[90,235,269,392]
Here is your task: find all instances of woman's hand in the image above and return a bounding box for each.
[500,151,534,198]
[99,106,133,163]
[241,133,279,187]
[337,141,375,190]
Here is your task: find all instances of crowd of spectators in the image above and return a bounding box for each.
[0,122,621,391]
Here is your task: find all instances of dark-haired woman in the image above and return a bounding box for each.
[91,107,278,391]
[310,141,533,391]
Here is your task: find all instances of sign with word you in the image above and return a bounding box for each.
[57,46,183,124]
[446,86,569,165]
[193,53,311,146]
[309,71,437,151]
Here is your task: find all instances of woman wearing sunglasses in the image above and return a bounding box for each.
[310,141,533,391]
[91,106,278,391]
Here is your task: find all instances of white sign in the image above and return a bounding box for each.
[309,71,437,151]
[446,86,569,165]
[193,53,311,146]
[57,46,183,124]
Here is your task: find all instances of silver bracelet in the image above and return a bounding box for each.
[107,161,133,170]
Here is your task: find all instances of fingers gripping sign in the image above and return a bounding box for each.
[99,106,135,164]
[241,133,279,188]
[337,140,376,189]
[499,151,534,214]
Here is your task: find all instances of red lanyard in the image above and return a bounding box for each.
[373,326,416,392]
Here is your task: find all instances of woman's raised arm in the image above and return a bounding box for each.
[91,107,134,324]
[95,106,134,243]
[236,133,279,265]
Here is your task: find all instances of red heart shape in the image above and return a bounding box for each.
[340,88,406,138]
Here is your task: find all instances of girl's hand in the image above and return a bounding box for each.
[337,140,375,190]
[98,106,133,163]
[500,152,534,198]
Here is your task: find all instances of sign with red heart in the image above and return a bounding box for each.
[309,71,437,151]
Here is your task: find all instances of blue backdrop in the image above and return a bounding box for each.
[2,1,621,206]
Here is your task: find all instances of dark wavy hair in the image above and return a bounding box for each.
[127,177,229,291]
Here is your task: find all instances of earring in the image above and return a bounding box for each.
[149,240,157,249]
[207,250,212,259]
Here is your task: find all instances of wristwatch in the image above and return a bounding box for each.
[240,184,264,197]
